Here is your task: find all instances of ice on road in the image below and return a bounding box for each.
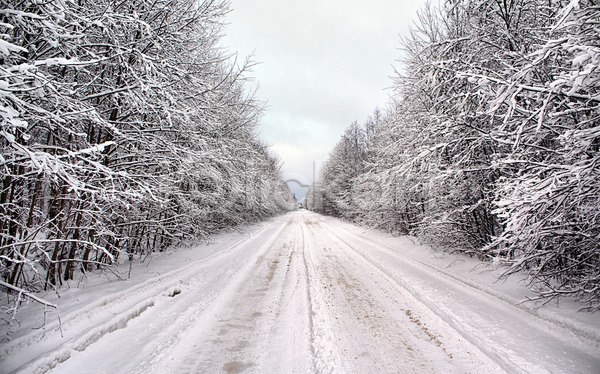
[2,211,599,373]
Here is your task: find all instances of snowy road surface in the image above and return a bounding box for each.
[2,211,599,373]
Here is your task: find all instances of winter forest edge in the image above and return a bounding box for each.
[0,0,599,336]
[0,0,296,321]
[306,0,600,310]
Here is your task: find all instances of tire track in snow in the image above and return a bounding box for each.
[300,221,345,374]
[8,211,597,373]
[327,220,600,347]
[319,216,600,373]
[148,214,312,373]
[1,219,281,374]
[304,218,502,374]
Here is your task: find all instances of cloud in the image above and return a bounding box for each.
[221,0,426,179]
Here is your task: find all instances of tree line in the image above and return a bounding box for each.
[307,0,599,309]
[0,0,295,301]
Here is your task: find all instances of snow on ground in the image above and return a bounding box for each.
[1,211,599,373]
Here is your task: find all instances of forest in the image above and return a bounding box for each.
[0,0,295,301]
[307,0,600,309]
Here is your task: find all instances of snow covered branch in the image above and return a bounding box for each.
[1,0,293,306]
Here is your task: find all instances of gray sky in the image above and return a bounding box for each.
[220,0,427,201]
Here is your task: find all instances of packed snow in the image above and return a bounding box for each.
[1,210,599,373]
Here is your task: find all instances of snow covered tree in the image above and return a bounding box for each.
[487,0,600,307]
[312,122,367,218]
[0,0,293,301]
[349,104,428,233]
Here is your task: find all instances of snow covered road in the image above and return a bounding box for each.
[2,211,599,373]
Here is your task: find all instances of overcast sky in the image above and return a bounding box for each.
[219,0,427,201]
